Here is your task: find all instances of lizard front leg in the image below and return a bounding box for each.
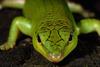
[78,19,100,36]
[0,17,32,50]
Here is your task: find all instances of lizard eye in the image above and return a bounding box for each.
[69,32,73,41]
[37,35,41,43]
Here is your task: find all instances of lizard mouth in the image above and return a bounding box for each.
[48,53,63,62]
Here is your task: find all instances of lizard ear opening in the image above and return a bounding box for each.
[37,35,41,43]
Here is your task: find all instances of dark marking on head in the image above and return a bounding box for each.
[69,31,73,41]
[37,35,41,43]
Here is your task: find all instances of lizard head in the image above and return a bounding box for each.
[32,19,78,62]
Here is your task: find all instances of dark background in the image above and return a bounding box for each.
[0,0,100,67]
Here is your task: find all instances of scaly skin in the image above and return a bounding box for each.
[23,0,78,62]
[0,0,100,62]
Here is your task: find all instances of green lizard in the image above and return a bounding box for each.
[0,0,100,62]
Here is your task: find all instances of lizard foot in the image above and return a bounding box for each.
[0,42,15,50]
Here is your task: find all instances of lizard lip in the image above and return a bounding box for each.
[49,53,62,62]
